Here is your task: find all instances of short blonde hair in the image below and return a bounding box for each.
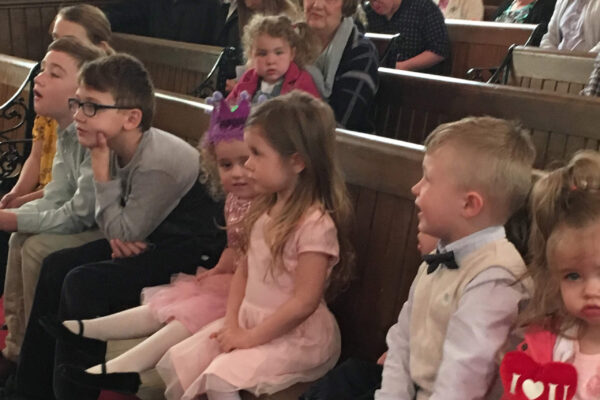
[425,116,536,223]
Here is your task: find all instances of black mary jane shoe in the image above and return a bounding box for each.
[38,315,92,345]
[58,364,141,395]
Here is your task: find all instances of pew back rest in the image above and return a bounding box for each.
[1,52,424,362]
[374,68,600,168]
[149,92,424,361]
[366,21,535,78]
[0,54,35,133]
[110,33,222,95]
[507,46,596,95]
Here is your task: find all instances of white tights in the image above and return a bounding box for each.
[63,305,191,374]
[205,376,241,400]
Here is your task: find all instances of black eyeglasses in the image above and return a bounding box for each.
[68,98,133,117]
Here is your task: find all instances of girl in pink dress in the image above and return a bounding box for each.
[56,93,256,392]
[499,151,600,400]
[155,91,354,400]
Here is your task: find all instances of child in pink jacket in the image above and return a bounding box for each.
[227,14,321,103]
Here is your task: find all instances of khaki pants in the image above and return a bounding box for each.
[2,230,104,361]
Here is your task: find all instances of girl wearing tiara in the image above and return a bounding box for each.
[227,14,321,104]
[50,93,256,394]
[500,150,600,400]
[153,91,354,400]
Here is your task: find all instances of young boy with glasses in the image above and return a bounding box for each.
[4,53,227,400]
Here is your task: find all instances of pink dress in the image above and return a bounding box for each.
[141,193,252,333]
[573,343,600,400]
[156,208,342,399]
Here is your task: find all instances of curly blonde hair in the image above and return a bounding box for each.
[238,0,301,33]
[519,150,600,335]
[242,14,321,69]
[198,143,226,201]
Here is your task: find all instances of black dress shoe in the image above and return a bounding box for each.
[58,364,141,394]
[38,315,93,346]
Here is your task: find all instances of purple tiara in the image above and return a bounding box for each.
[203,91,251,147]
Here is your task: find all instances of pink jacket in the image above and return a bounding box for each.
[227,62,321,103]
[515,327,557,364]
[500,327,562,400]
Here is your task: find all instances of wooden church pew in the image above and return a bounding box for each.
[1,53,424,400]
[105,21,535,97]
[366,21,536,79]
[110,33,222,96]
[497,46,596,95]
[373,68,600,168]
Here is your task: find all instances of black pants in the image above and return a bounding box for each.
[300,358,383,400]
[15,237,221,400]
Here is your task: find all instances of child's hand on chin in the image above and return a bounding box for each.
[211,325,255,352]
[90,132,111,181]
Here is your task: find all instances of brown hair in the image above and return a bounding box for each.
[243,14,320,69]
[238,0,301,34]
[242,91,354,299]
[47,36,105,68]
[79,53,155,131]
[341,0,360,17]
[425,116,536,224]
[520,150,600,335]
[54,4,113,49]
[199,143,226,201]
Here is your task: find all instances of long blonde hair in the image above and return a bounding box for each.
[241,91,354,299]
[520,150,600,335]
[243,14,321,69]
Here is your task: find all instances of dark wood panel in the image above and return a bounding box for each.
[0,10,11,55]
[374,69,600,168]
[110,33,221,95]
[0,0,120,61]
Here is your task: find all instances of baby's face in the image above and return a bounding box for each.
[549,222,600,328]
[252,34,295,85]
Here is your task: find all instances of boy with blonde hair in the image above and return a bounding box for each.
[376,117,536,400]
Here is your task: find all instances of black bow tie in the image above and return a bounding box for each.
[423,250,459,274]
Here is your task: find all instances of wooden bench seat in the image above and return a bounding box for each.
[110,33,222,96]
[105,21,535,98]
[366,21,536,78]
[374,68,600,168]
[1,53,424,400]
[498,46,596,95]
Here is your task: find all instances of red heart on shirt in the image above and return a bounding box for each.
[500,351,577,400]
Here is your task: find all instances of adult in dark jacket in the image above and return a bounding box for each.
[305,0,380,133]
[104,0,223,45]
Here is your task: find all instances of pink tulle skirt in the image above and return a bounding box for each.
[141,270,233,333]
